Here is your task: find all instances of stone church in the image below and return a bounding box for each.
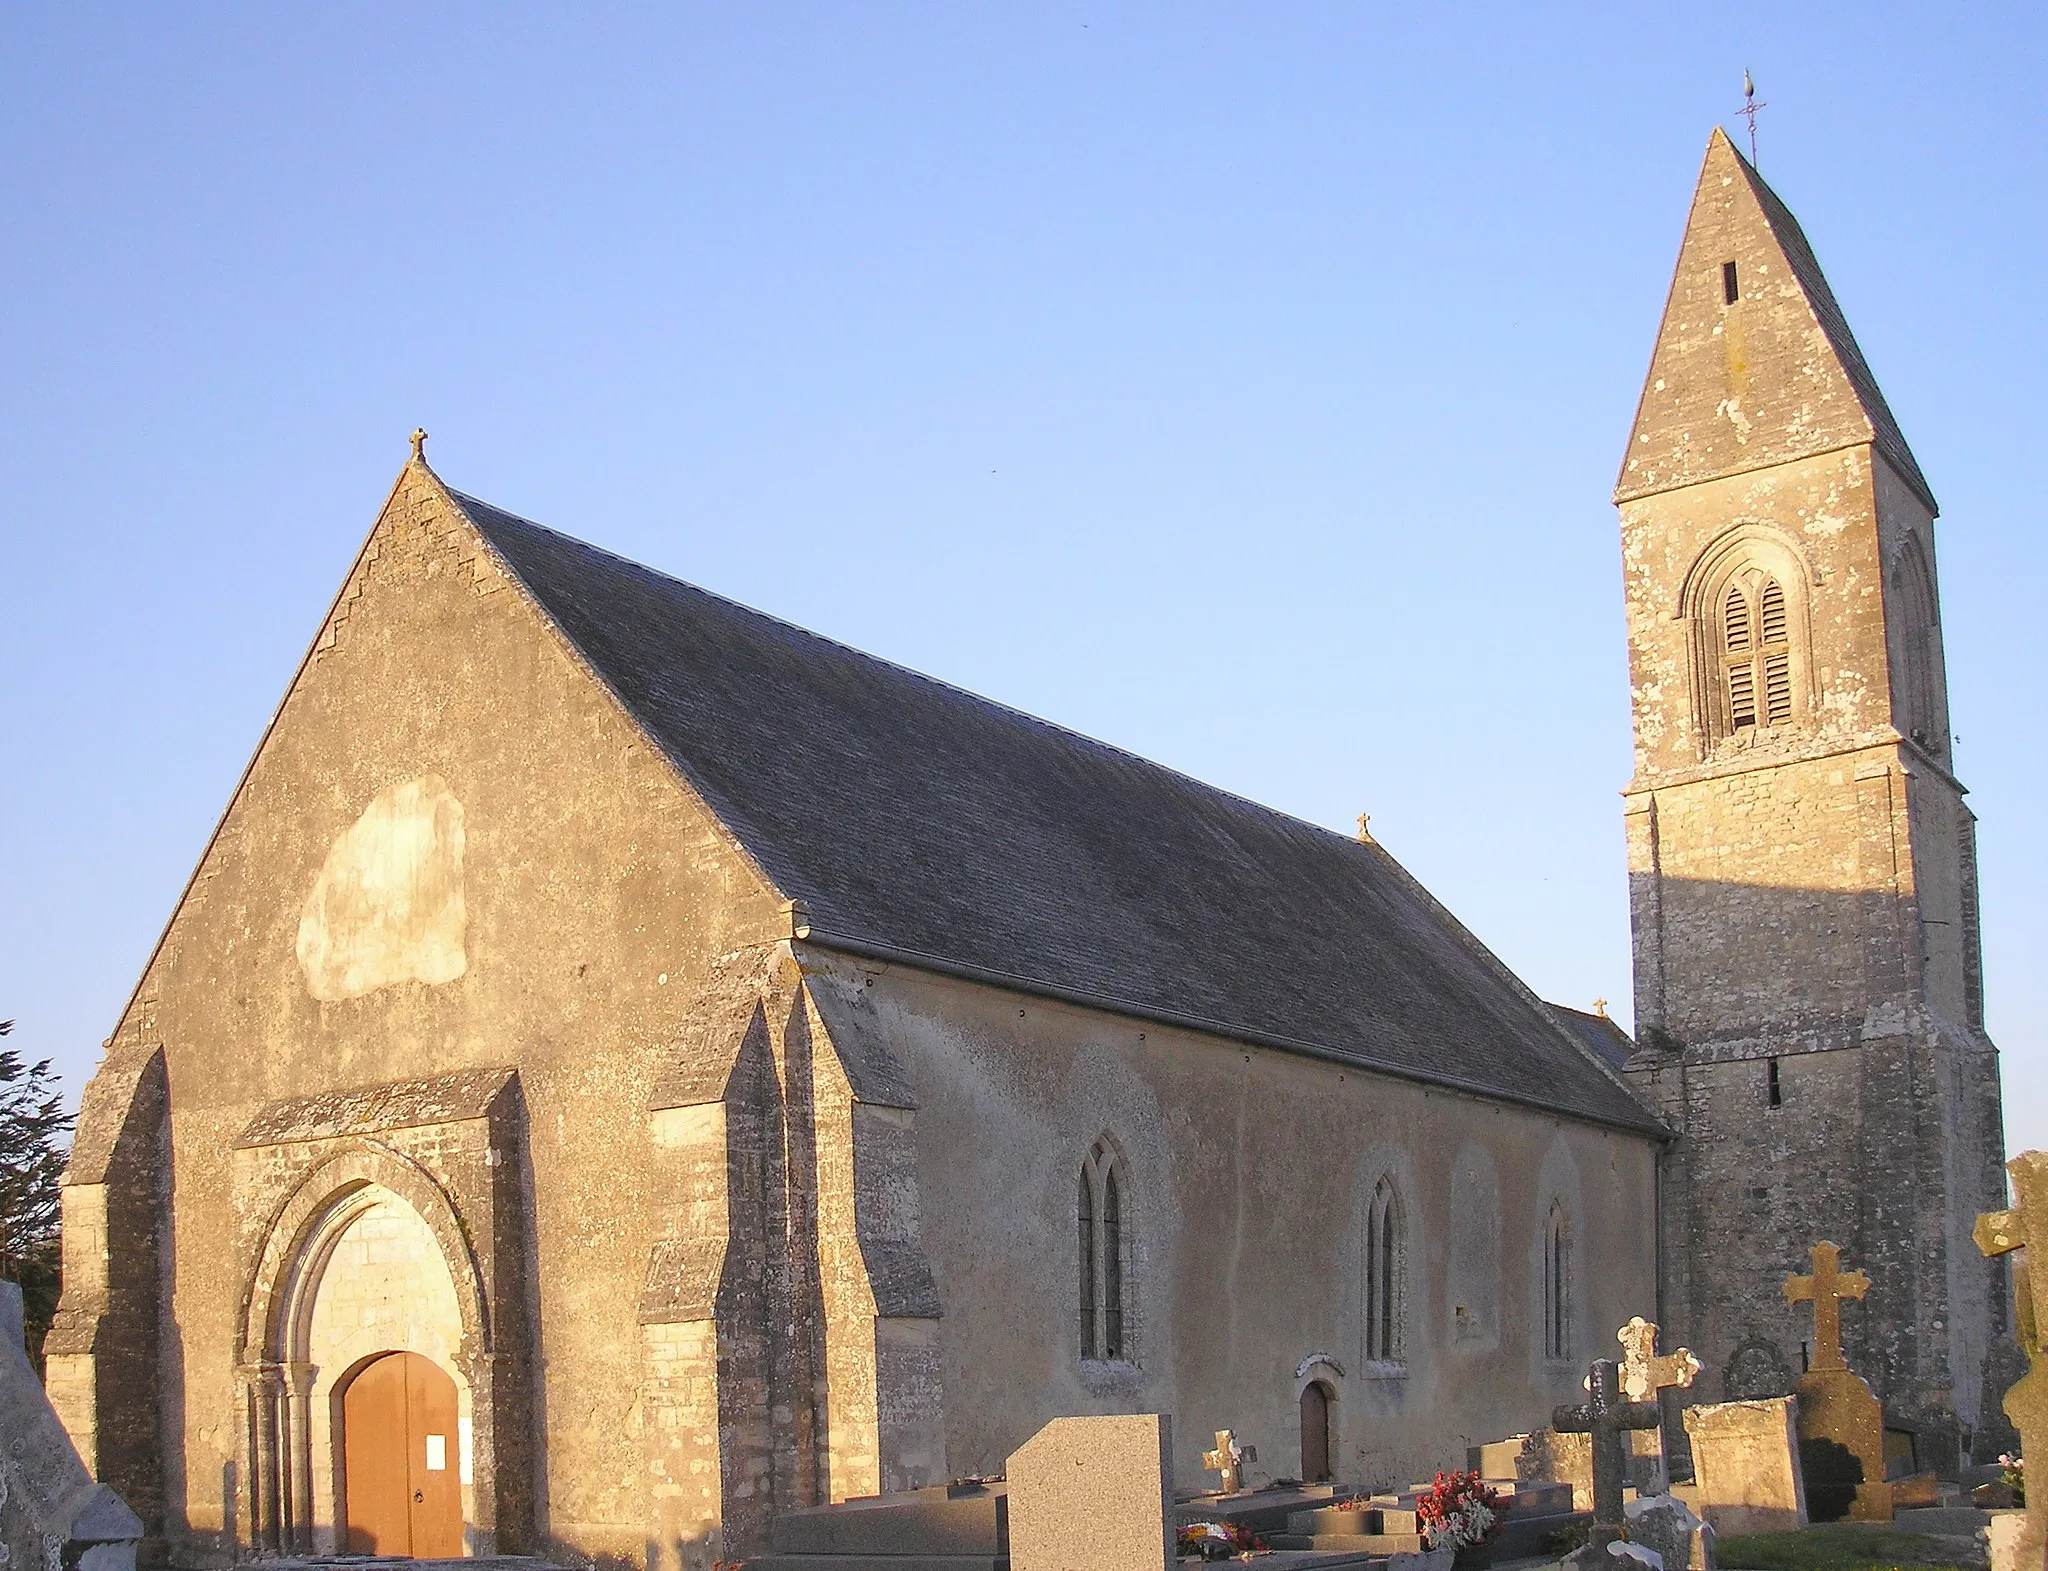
[46,129,2005,1568]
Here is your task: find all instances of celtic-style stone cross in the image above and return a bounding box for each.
[1978,1152,2048,1568]
[1202,1429,1256,1494]
[1785,1240,1869,1371]
[1619,1316,1701,1402]
[1554,1359,1661,1532]
[1618,1316,1701,1491]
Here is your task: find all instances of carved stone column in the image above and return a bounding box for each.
[285,1361,317,1553]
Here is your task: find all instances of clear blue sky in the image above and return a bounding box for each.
[4,6,2043,1151]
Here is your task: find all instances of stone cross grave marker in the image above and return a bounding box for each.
[1785,1242,1868,1372]
[1784,1241,1889,1521]
[1555,1358,1661,1546]
[1977,1151,2048,1571]
[1201,1430,1256,1495]
[1618,1315,1702,1492]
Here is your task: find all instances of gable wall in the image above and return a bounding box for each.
[80,469,790,1562]
[826,954,1661,1492]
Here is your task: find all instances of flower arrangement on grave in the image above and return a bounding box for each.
[1414,1470,1503,1551]
[1176,1519,1265,1560]
[2003,1451,2026,1507]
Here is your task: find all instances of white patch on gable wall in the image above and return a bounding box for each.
[296,774,468,1001]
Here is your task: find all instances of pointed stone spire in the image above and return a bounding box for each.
[1616,128,1934,512]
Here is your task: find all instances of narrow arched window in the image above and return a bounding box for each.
[1077,1166,1096,1356]
[1544,1205,1572,1360]
[1891,545,1941,748]
[1722,573,1794,732]
[1365,1178,1402,1363]
[1079,1141,1127,1361]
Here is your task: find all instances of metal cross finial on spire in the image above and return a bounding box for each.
[410,427,429,463]
[1740,69,1767,165]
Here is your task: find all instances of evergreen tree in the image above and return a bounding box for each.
[0,1022,71,1370]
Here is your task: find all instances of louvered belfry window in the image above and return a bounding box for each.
[1723,574,1793,731]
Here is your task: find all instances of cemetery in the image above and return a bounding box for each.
[700,1203,2044,1571]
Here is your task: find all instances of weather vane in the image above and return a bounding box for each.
[1740,69,1766,165]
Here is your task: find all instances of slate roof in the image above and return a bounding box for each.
[1732,140,1937,513]
[453,489,1664,1135]
[1544,1004,1636,1076]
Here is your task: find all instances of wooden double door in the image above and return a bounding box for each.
[342,1351,463,1556]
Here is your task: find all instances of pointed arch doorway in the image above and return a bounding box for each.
[342,1351,463,1556]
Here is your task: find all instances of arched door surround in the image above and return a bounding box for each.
[237,1141,494,1557]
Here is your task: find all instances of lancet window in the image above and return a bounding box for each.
[1365,1178,1403,1364]
[1543,1204,1572,1361]
[1890,544,1943,749]
[1078,1140,1126,1361]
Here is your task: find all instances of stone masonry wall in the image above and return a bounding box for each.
[1616,220,2008,1457]
[62,463,809,1569]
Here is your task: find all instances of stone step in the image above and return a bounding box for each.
[1489,1508,1590,1562]
[1178,1484,1358,1537]
[743,1558,1006,1571]
[770,1484,1007,1558]
[1895,1505,1994,1536]
[1289,1505,1419,1537]
[1482,1478,1574,1517]
[1266,1530,1427,1554]
[254,1562,566,1571]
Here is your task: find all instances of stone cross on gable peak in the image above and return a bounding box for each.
[1617,1316,1701,1402]
[1785,1240,1869,1373]
[1201,1429,1255,1495]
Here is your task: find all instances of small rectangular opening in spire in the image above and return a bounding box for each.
[1722,261,1740,305]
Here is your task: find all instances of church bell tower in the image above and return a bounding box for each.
[1614,129,2009,1462]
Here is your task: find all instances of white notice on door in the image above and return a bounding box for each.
[426,1434,447,1471]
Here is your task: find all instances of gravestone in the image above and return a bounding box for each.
[1556,1358,1662,1553]
[1007,1412,1172,1571]
[1624,1491,1715,1571]
[1200,1429,1255,1495]
[1785,1241,1890,1521]
[1680,1397,1807,1535]
[1517,1429,1596,1510]
[0,1282,144,1571]
[1977,1150,2048,1571]
[1619,1316,1702,1492]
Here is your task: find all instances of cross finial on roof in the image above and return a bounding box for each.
[1592,997,1608,1018]
[1740,69,1767,165]
[411,428,429,463]
[1356,813,1372,843]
